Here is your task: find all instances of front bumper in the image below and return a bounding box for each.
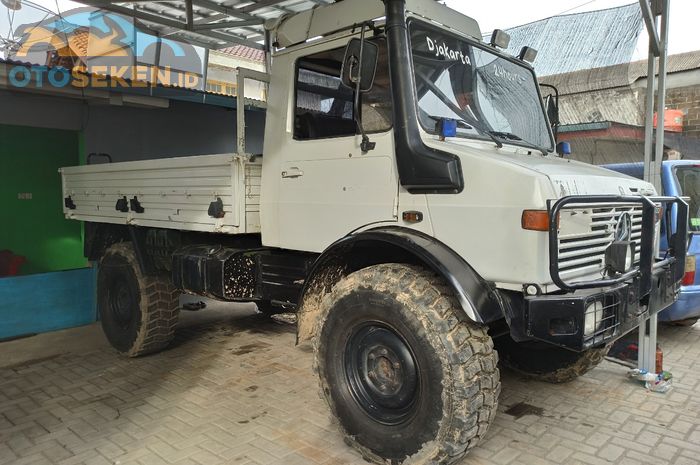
[524,265,679,351]
[520,194,688,352]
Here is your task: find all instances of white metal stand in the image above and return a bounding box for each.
[638,316,658,371]
[637,0,670,372]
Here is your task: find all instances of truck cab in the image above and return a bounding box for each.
[58,1,688,464]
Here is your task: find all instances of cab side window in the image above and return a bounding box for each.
[294,39,392,140]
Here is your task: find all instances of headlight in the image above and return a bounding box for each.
[584,300,604,336]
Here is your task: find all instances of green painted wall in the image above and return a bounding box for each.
[0,124,86,275]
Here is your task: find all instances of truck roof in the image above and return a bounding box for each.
[273,0,482,49]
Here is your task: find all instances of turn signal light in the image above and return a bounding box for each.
[682,255,696,286]
[522,210,553,231]
[402,211,424,223]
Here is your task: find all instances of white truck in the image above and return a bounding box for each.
[60,0,688,463]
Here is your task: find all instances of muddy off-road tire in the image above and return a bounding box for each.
[314,264,500,465]
[97,242,180,357]
[495,335,607,383]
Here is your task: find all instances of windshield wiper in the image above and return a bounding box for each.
[426,114,504,148]
[489,131,549,156]
[490,131,521,141]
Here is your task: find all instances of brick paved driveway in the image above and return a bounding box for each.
[1,305,699,465]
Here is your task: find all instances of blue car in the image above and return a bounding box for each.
[605,160,700,325]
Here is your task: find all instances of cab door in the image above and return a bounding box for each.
[274,38,398,253]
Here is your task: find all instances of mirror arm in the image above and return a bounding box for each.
[541,83,560,142]
[353,24,376,153]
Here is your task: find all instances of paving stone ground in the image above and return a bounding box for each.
[1,304,699,465]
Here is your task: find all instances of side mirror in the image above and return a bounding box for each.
[557,141,572,157]
[341,38,378,93]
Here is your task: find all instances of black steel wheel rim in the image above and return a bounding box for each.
[109,274,136,329]
[344,322,420,425]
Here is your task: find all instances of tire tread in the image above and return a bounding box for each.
[313,264,500,465]
[101,242,180,357]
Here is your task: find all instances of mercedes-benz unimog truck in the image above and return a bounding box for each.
[59,0,688,463]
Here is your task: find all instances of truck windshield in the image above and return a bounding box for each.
[409,20,553,151]
[675,165,700,232]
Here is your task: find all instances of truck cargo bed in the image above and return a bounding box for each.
[60,154,261,234]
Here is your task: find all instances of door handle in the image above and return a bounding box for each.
[282,167,304,178]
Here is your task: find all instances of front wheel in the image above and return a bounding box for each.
[314,264,499,465]
[495,334,607,383]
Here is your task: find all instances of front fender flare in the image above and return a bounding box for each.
[298,227,505,329]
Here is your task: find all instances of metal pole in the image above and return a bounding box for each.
[638,0,670,374]
[653,0,669,192]
[201,47,209,93]
[237,68,246,155]
[235,67,271,156]
[264,28,272,74]
[185,0,194,31]
[642,49,656,184]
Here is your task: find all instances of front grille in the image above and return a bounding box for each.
[557,203,643,282]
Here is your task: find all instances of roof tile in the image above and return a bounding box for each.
[68,27,89,57]
[215,44,265,63]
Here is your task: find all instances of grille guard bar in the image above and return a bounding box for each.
[548,195,688,293]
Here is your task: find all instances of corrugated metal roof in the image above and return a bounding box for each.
[496,3,643,77]
[75,0,335,50]
[542,50,700,95]
[558,121,613,133]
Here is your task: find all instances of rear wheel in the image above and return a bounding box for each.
[97,242,180,357]
[495,334,607,383]
[315,264,499,464]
